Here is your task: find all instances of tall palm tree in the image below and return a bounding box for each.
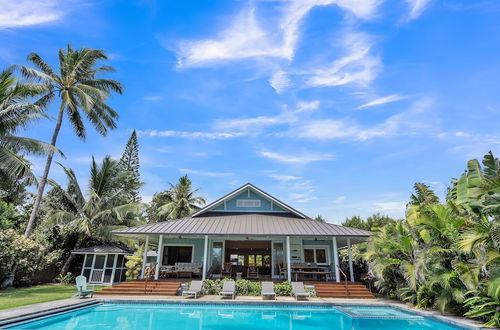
[47,156,141,275]
[0,67,54,183]
[158,175,206,219]
[18,45,123,237]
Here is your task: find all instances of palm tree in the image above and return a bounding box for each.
[158,175,206,219]
[0,67,54,183]
[18,46,123,237]
[47,156,141,275]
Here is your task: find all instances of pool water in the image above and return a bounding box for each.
[7,303,470,330]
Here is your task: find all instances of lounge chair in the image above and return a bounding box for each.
[219,281,236,299]
[261,281,276,300]
[291,282,310,300]
[74,275,94,298]
[183,280,203,299]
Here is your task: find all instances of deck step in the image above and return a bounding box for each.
[313,283,373,298]
[96,280,182,296]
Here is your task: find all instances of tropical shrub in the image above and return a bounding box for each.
[364,152,500,327]
[125,245,144,279]
[56,272,74,285]
[274,282,292,296]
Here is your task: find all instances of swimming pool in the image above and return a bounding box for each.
[4,302,476,330]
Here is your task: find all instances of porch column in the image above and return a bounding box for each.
[347,238,354,282]
[141,236,150,279]
[154,234,163,280]
[110,254,118,285]
[286,236,291,281]
[81,254,87,276]
[202,235,209,280]
[332,237,340,283]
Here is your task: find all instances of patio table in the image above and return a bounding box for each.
[291,266,328,281]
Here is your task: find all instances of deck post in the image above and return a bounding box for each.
[110,253,118,285]
[202,235,209,280]
[141,236,150,279]
[332,237,340,283]
[154,234,163,280]
[286,236,291,281]
[347,238,354,282]
[81,254,87,276]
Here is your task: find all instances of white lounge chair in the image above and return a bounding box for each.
[219,281,236,299]
[261,281,276,300]
[74,275,94,298]
[291,282,310,300]
[183,280,203,299]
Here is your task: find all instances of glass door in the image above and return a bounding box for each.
[210,241,223,277]
[272,242,284,278]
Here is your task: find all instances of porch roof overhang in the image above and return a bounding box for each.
[71,245,134,255]
[112,212,371,244]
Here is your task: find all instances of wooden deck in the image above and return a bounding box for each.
[310,282,373,298]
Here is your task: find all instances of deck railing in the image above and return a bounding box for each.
[336,265,350,296]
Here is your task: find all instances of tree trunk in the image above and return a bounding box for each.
[59,236,83,276]
[24,104,65,238]
[0,263,17,288]
[60,236,84,276]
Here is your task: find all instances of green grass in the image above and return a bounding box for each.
[0,284,103,310]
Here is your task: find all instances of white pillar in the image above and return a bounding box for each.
[154,235,163,280]
[110,254,118,285]
[286,236,291,281]
[141,236,150,279]
[332,237,340,283]
[202,235,209,280]
[347,238,354,282]
[81,254,87,276]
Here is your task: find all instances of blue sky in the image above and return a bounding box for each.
[1,0,500,223]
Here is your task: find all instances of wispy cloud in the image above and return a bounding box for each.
[0,0,70,28]
[137,129,247,140]
[372,201,406,212]
[333,196,347,203]
[214,100,319,132]
[175,0,382,68]
[405,0,433,21]
[304,31,382,88]
[357,94,407,109]
[269,174,303,182]
[269,70,291,94]
[259,150,335,164]
[143,95,164,101]
[180,168,233,177]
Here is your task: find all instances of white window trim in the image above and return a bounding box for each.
[302,245,330,265]
[161,244,195,265]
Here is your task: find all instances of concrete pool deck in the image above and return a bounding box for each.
[0,295,487,329]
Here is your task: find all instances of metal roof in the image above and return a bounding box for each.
[192,183,308,219]
[112,212,371,238]
[71,245,134,255]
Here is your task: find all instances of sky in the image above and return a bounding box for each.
[1,0,500,223]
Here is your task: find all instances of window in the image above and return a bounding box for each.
[162,246,193,265]
[303,247,329,265]
[236,199,261,207]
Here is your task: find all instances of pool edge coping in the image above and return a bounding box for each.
[0,298,487,330]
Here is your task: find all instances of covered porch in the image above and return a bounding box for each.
[136,234,362,283]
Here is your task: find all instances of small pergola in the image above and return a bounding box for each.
[72,245,133,285]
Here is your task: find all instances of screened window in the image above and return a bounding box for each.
[236,199,261,207]
[162,246,193,265]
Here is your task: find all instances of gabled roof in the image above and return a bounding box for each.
[192,183,308,219]
[71,245,134,255]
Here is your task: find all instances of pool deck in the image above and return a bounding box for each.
[0,295,487,329]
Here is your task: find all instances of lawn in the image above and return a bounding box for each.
[0,284,102,310]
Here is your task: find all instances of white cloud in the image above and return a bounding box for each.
[180,168,233,177]
[269,70,291,93]
[405,0,433,21]
[214,100,319,132]
[175,0,383,67]
[304,31,382,88]
[295,97,434,140]
[259,150,334,164]
[269,174,303,182]
[0,0,69,28]
[143,95,164,101]
[373,201,406,212]
[357,94,407,110]
[137,129,247,139]
[333,196,347,203]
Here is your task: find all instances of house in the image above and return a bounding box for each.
[113,183,370,282]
